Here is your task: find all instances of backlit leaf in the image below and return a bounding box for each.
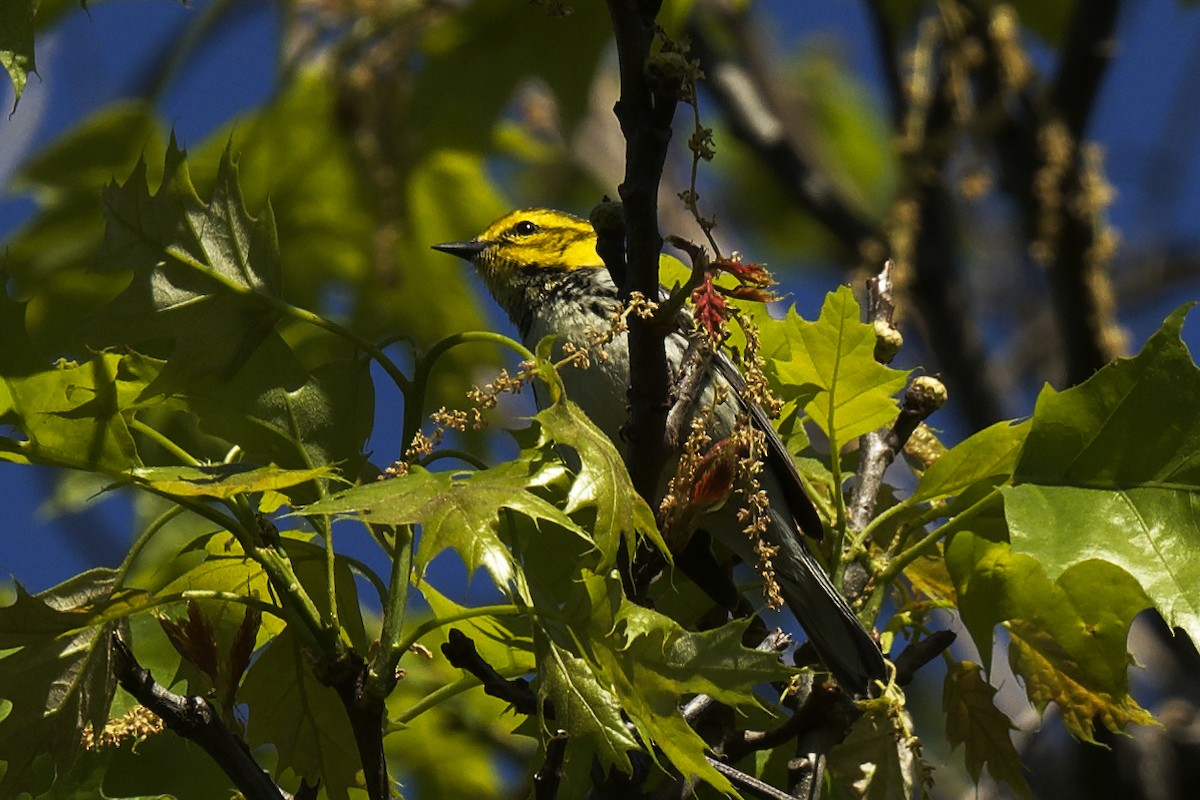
[1007,305,1200,644]
[946,529,1153,741]
[773,287,909,447]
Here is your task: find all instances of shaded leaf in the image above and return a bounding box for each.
[410,0,610,154]
[189,334,374,479]
[90,138,282,397]
[0,570,136,797]
[943,660,1030,799]
[537,634,639,771]
[0,0,36,106]
[827,700,928,800]
[241,630,361,799]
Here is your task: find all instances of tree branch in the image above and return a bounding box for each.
[110,630,288,800]
[602,0,679,508]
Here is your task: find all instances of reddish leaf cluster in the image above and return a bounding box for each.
[690,257,778,337]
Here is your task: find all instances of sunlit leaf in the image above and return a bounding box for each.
[773,287,909,447]
[534,399,663,566]
[946,528,1153,742]
[1007,305,1200,644]
[0,353,145,472]
[301,457,585,588]
[131,463,334,498]
[912,419,1028,503]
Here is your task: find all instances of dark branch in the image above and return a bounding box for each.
[893,629,957,686]
[534,731,570,800]
[317,653,389,800]
[603,0,679,509]
[109,631,288,800]
[442,628,541,716]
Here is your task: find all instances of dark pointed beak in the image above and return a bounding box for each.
[431,240,487,260]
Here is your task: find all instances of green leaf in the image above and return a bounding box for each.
[912,419,1029,503]
[1007,305,1200,643]
[189,334,374,478]
[943,660,1030,800]
[0,353,144,472]
[534,400,663,567]
[410,0,611,153]
[945,529,1154,741]
[90,138,282,397]
[529,568,789,795]
[0,571,128,797]
[596,605,792,794]
[131,463,334,498]
[0,0,36,107]
[241,630,361,799]
[301,459,585,587]
[773,287,909,447]
[827,701,928,800]
[537,633,639,771]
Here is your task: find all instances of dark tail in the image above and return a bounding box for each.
[775,530,887,696]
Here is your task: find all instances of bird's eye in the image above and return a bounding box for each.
[512,220,539,236]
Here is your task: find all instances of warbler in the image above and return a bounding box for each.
[434,209,886,695]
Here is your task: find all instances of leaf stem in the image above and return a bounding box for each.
[365,525,415,700]
[129,417,201,467]
[147,590,288,622]
[114,504,187,588]
[876,488,1000,586]
[392,603,521,659]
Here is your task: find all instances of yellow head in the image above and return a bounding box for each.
[432,209,603,281]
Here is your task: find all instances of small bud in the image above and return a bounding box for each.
[873,319,904,363]
[905,376,948,415]
[645,51,690,97]
[589,199,625,238]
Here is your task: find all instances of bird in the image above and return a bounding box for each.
[433,208,887,695]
